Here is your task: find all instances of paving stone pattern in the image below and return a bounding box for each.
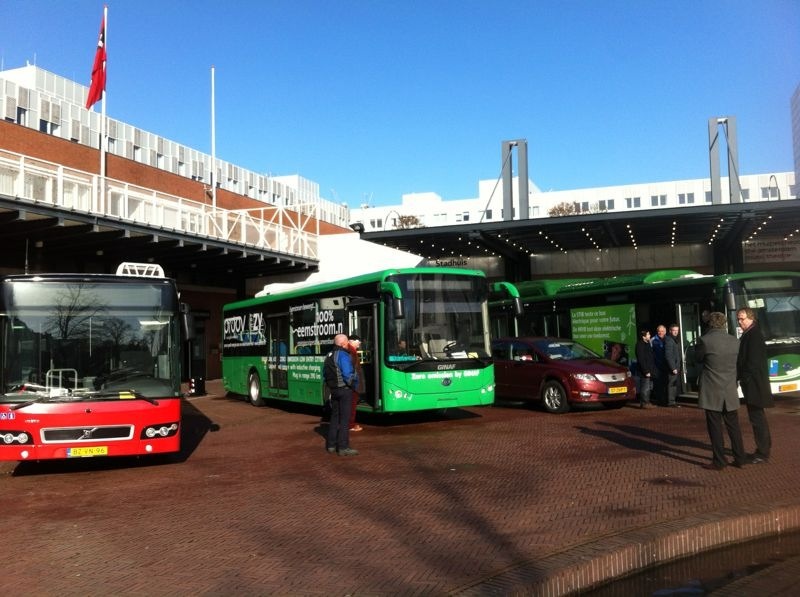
[1,382,799,596]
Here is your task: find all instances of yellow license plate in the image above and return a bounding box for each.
[608,386,627,394]
[779,383,798,392]
[67,446,108,457]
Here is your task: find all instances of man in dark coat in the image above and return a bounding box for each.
[695,312,746,470]
[736,307,774,463]
[651,325,668,405]
[664,323,682,407]
[634,329,656,408]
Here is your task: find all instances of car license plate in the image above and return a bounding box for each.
[779,383,797,392]
[608,386,627,394]
[67,446,108,457]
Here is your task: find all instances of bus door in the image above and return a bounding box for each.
[268,314,289,398]
[676,303,700,392]
[347,299,378,410]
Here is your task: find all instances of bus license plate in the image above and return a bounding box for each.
[608,386,627,394]
[779,383,797,392]
[67,446,108,457]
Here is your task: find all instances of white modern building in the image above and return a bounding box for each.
[351,171,797,234]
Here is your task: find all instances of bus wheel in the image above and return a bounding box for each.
[541,381,569,414]
[248,371,265,407]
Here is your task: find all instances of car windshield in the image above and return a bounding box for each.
[533,340,599,361]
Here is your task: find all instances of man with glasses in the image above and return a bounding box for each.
[736,308,773,464]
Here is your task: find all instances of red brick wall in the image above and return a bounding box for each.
[0,120,350,235]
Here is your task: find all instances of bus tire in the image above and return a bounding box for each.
[248,371,266,407]
[541,381,569,414]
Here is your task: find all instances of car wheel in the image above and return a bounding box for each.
[248,371,266,407]
[541,380,569,413]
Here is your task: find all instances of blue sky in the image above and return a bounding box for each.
[2,1,799,207]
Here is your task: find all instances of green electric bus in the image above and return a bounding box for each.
[222,268,520,413]
[491,270,800,395]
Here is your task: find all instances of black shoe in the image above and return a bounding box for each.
[338,447,359,456]
[703,461,727,471]
[747,455,769,464]
[732,460,745,468]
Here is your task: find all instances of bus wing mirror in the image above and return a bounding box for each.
[513,297,524,317]
[180,303,196,341]
[491,281,524,317]
[724,284,736,311]
[379,281,405,319]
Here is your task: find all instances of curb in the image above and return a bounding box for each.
[451,499,800,596]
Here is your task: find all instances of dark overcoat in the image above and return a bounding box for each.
[694,328,740,412]
[736,323,774,408]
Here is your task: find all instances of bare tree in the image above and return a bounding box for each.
[44,284,108,340]
[548,202,578,217]
[397,215,422,229]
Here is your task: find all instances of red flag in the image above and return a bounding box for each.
[85,14,106,108]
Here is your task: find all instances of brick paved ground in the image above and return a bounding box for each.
[1,382,799,596]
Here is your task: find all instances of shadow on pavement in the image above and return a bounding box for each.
[575,423,706,466]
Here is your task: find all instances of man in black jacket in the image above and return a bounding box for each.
[736,308,773,464]
[665,323,682,407]
[635,329,656,409]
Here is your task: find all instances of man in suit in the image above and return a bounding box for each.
[736,307,774,464]
[695,312,746,470]
[664,323,682,407]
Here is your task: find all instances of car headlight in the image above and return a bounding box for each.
[572,373,597,382]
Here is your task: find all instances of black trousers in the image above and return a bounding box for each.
[326,386,352,451]
[746,404,771,459]
[705,405,746,466]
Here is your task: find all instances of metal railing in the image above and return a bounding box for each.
[0,148,318,261]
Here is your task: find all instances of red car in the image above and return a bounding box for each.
[491,337,635,413]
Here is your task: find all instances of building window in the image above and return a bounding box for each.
[650,194,666,207]
[741,188,750,200]
[790,185,798,198]
[484,209,493,220]
[625,197,640,209]
[678,192,695,205]
[705,191,712,203]
[761,186,779,199]
[599,199,614,211]
[16,107,28,126]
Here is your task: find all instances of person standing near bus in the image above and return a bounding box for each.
[736,308,773,464]
[651,325,668,405]
[665,323,682,407]
[695,312,747,470]
[347,334,365,433]
[325,333,359,456]
[635,329,656,409]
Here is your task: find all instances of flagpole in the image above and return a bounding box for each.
[211,65,217,215]
[99,4,108,213]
